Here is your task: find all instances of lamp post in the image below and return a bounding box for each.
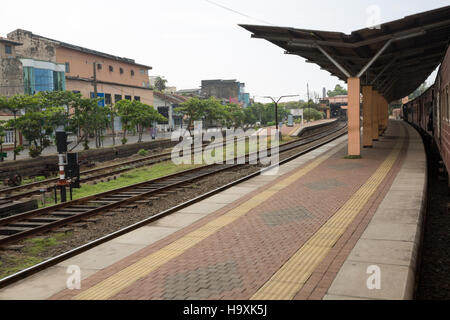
[263,95,300,140]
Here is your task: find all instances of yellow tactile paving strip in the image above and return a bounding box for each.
[73,150,336,300]
[288,126,301,136]
[250,139,402,300]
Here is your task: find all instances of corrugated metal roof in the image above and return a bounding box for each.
[240,5,450,102]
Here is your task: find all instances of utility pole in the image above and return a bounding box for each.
[13,109,17,161]
[263,95,300,140]
[93,61,98,97]
[307,83,310,123]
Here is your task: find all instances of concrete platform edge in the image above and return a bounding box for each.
[325,122,427,300]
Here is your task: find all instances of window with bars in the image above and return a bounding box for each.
[105,93,112,105]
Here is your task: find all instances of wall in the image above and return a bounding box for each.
[201,80,239,100]
[56,46,150,88]
[7,29,57,62]
[0,56,24,97]
[0,138,178,179]
[66,79,154,106]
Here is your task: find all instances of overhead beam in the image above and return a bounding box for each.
[357,39,393,78]
[371,58,398,85]
[316,45,352,78]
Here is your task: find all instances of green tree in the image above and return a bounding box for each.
[105,103,118,146]
[116,99,137,144]
[132,101,167,142]
[13,105,66,157]
[0,120,6,162]
[327,84,348,97]
[224,103,245,129]
[154,76,168,92]
[68,97,105,150]
[408,81,428,100]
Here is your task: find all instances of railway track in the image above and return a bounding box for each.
[0,122,346,248]
[0,121,347,288]
[0,134,246,202]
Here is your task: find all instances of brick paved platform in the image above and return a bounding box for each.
[0,120,426,300]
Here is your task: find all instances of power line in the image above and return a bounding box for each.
[203,0,274,26]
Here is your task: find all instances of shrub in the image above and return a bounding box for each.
[28,145,42,158]
[137,149,148,156]
[121,138,128,145]
[14,145,24,156]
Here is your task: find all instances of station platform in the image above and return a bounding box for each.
[0,120,426,300]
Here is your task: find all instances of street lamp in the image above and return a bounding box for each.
[263,95,300,139]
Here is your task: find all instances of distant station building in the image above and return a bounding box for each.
[324,95,349,119]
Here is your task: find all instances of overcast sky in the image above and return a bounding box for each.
[1,0,448,102]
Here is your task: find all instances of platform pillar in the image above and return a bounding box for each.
[362,86,373,148]
[348,77,361,156]
[372,90,379,141]
[384,98,389,131]
[378,93,383,135]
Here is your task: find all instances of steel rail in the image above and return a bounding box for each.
[0,122,345,246]
[0,123,347,289]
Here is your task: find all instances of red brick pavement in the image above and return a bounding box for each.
[51,120,408,300]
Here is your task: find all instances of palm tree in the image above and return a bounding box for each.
[154,76,168,92]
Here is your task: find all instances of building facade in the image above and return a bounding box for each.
[4,29,154,134]
[6,30,153,107]
[153,92,188,131]
[201,79,250,107]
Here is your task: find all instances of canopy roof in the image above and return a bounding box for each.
[240,5,450,102]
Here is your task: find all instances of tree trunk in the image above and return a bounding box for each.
[138,126,143,143]
[122,126,127,144]
[111,115,115,146]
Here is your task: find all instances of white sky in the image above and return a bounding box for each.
[1,0,448,102]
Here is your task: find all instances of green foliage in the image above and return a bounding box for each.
[175,97,225,130]
[408,81,429,100]
[303,108,324,121]
[137,149,149,156]
[1,92,78,157]
[327,84,348,97]
[14,145,24,156]
[154,76,168,92]
[29,144,43,158]
[116,99,166,143]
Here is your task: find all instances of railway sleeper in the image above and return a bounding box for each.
[55,208,88,213]
[0,226,32,235]
[70,205,98,209]
[27,217,61,223]
[120,204,138,209]
[99,196,131,201]
[51,212,78,217]
[7,221,48,228]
